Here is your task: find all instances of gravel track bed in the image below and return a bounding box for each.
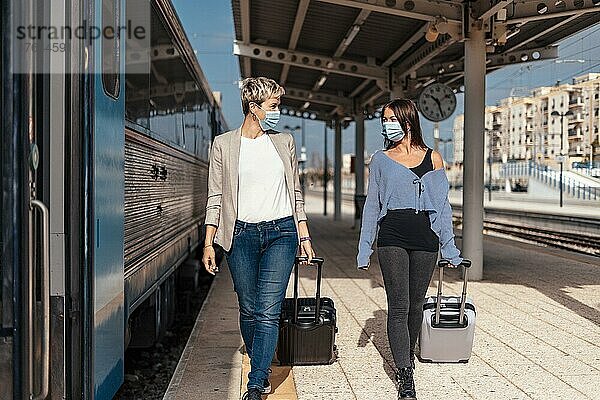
[114,271,214,400]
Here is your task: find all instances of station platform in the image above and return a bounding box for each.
[447,190,600,220]
[163,193,600,400]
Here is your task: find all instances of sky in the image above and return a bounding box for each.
[172,0,600,162]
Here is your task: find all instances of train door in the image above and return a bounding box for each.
[0,1,21,396]
[1,0,52,399]
[87,0,127,398]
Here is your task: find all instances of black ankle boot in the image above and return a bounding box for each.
[395,367,417,400]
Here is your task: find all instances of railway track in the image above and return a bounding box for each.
[455,217,600,257]
[453,206,600,257]
[330,192,600,257]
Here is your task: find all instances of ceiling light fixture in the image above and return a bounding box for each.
[317,76,328,88]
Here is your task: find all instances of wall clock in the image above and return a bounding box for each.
[417,82,457,122]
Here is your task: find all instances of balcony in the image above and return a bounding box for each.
[526,124,534,132]
[569,145,584,155]
[568,113,585,124]
[568,129,583,140]
[569,98,584,108]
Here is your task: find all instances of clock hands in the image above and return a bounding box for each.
[431,95,444,115]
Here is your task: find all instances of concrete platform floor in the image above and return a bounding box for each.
[163,194,600,400]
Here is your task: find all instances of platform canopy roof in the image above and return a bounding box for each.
[231,0,599,121]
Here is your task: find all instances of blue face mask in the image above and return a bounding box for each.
[382,121,405,142]
[254,104,280,130]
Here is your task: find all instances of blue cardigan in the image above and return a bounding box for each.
[357,150,463,268]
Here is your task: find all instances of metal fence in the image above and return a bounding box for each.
[572,167,600,179]
[501,161,600,201]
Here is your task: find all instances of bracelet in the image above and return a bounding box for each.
[299,236,311,242]
[204,244,213,248]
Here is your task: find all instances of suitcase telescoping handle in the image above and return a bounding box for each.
[435,259,472,326]
[294,256,325,325]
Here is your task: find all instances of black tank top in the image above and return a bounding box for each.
[377,148,439,252]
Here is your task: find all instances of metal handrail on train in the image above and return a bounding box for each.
[30,199,50,400]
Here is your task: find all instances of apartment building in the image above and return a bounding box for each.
[453,73,600,166]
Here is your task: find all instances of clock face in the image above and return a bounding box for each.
[417,83,457,122]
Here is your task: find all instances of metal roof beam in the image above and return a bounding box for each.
[382,24,429,68]
[314,0,462,23]
[333,9,371,58]
[429,46,558,87]
[443,66,503,86]
[476,0,514,21]
[507,1,599,24]
[350,79,373,97]
[233,41,388,80]
[285,87,353,108]
[361,87,386,107]
[281,0,311,85]
[502,14,581,52]
[310,9,371,93]
[415,45,558,79]
[391,34,457,84]
[282,108,335,121]
[240,0,251,76]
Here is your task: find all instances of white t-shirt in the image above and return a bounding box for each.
[237,134,293,223]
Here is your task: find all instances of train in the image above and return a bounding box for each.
[0,0,226,399]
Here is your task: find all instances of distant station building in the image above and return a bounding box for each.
[453,73,600,168]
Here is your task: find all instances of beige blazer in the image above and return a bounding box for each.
[204,128,308,252]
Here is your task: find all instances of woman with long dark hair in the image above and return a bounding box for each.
[357,99,463,399]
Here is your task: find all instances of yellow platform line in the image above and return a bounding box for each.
[241,352,298,400]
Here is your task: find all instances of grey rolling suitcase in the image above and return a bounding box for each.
[418,259,476,363]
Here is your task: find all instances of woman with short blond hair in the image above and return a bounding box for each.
[202,77,316,400]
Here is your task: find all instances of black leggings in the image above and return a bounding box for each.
[377,246,438,369]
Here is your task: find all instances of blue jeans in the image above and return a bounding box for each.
[225,215,298,391]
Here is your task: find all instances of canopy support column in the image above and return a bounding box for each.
[354,111,365,226]
[334,119,342,220]
[462,26,486,281]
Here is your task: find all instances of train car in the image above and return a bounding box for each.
[0,0,226,399]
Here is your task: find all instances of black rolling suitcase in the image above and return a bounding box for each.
[277,257,337,365]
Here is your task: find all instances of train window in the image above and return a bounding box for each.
[123,3,222,160]
[102,0,121,98]
[124,0,149,127]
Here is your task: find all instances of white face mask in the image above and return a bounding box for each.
[382,121,405,142]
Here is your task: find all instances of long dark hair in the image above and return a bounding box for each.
[381,99,427,150]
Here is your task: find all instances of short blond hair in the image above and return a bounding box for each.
[240,77,285,115]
